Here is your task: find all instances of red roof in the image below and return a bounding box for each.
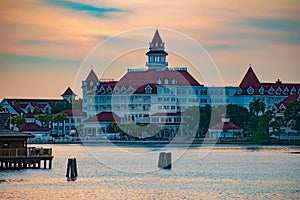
[84,69,99,90]
[238,67,261,95]
[117,68,202,87]
[61,87,77,96]
[133,83,158,94]
[57,109,86,117]
[25,112,35,118]
[151,29,163,45]
[18,123,50,132]
[209,122,242,130]
[239,67,300,96]
[4,98,62,115]
[84,112,120,123]
[273,94,300,113]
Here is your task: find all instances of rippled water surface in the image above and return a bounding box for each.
[1,144,300,199]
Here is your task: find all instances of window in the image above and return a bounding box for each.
[275,87,282,95]
[163,105,169,110]
[158,97,162,102]
[268,87,274,95]
[290,87,296,94]
[247,86,254,95]
[171,105,176,110]
[164,78,169,84]
[171,78,176,85]
[145,85,152,94]
[90,81,94,87]
[259,87,264,95]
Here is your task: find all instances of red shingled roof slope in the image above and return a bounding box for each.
[209,122,242,130]
[117,69,202,88]
[84,112,120,123]
[18,123,50,132]
[61,87,77,96]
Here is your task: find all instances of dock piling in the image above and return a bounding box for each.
[158,152,172,169]
[66,158,78,181]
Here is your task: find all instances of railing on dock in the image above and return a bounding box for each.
[0,147,52,157]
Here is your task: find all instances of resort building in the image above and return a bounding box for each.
[235,66,300,111]
[1,30,299,140]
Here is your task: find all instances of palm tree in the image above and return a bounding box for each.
[249,98,266,117]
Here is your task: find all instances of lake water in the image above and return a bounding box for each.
[1,144,300,199]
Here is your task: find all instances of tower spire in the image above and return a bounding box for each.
[146,29,168,71]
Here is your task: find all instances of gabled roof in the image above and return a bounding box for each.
[238,67,260,95]
[209,122,242,130]
[117,68,202,87]
[84,69,99,90]
[3,99,62,115]
[273,94,300,112]
[61,87,77,96]
[57,109,86,117]
[18,123,50,132]
[238,67,300,96]
[84,112,120,123]
[209,114,242,131]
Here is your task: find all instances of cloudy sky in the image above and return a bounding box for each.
[0,0,299,99]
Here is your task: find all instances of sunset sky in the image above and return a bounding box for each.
[0,0,299,100]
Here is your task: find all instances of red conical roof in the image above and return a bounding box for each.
[151,29,163,44]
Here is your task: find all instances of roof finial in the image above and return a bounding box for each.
[91,65,93,69]
[249,64,252,68]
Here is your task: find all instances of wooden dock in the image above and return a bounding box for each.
[0,147,53,170]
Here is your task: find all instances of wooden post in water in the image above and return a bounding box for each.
[66,158,78,181]
[158,152,172,169]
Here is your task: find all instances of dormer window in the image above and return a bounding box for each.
[298,89,300,94]
[275,87,282,95]
[128,85,134,93]
[283,87,289,95]
[157,79,162,84]
[290,87,296,94]
[172,78,177,85]
[97,81,101,86]
[100,86,105,94]
[121,85,126,93]
[155,42,158,47]
[268,87,274,95]
[145,85,152,94]
[259,87,264,95]
[247,86,254,95]
[164,78,169,85]
[279,104,286,112]
[107,86,112,94]
[113,86,119,94]
[90,81,94,87]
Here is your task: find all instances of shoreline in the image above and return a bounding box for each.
[28,141,300,153]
